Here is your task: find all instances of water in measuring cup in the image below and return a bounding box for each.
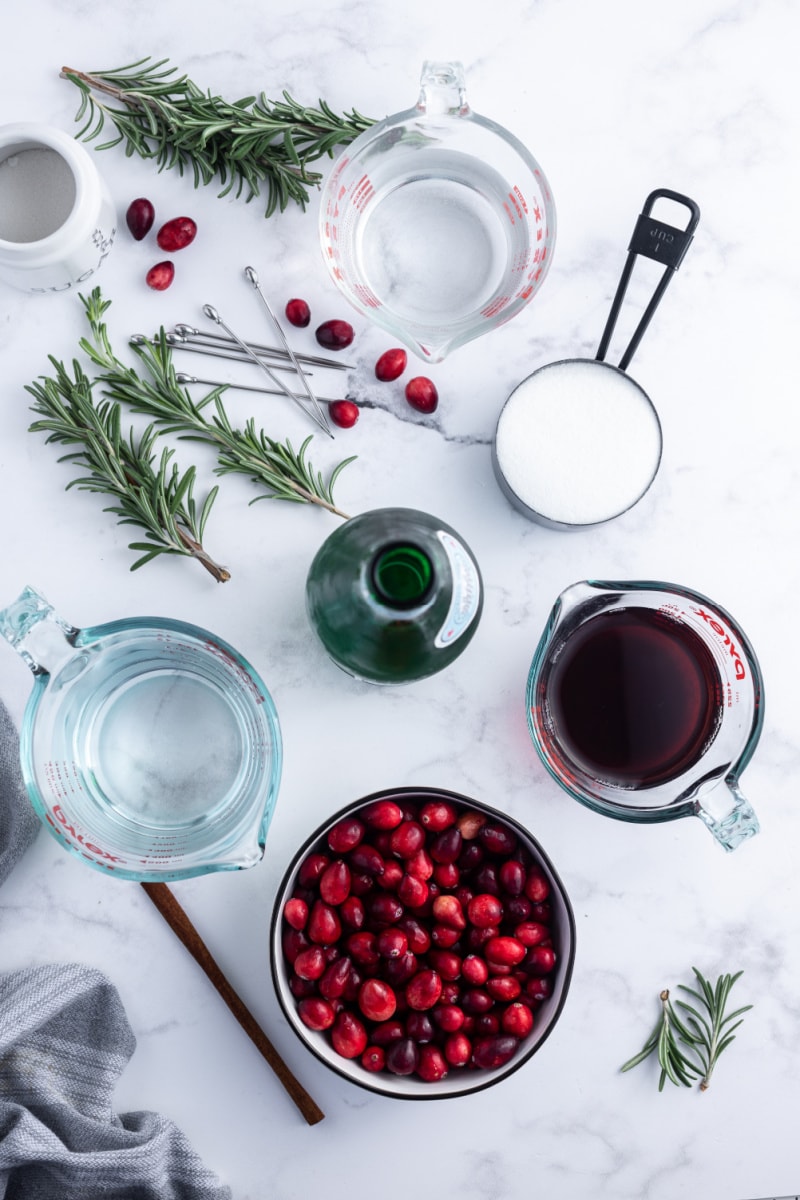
[51,636,251,833]
[357,151,519,325]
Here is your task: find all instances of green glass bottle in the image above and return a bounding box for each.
[306,507,483,684]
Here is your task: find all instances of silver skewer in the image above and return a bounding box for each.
[174,371,348,406]
[164,334,302,374]
[172,323,353,371]
[245,265,329,434]
[202,304,334,439]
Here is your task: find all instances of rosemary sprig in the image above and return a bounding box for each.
[79,291,353,518]
[621,968,752,1092]
[27,358,229,581]
[60,57,374,216]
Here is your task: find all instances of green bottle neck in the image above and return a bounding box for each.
[370,543,434,609]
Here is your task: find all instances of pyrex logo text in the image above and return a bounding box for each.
[692,608,746,681]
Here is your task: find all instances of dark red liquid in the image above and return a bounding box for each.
[545,608,722,788]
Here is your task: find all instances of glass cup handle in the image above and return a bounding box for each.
[695,778,760,852]
[0,585,77,676]
[417,61,469,117]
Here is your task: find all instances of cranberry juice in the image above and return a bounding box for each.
[546,608,722,788]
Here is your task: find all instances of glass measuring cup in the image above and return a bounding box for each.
[319,60,556,362]
[526,581,764,851]
[493,189,700,528]
[0,586,282,881]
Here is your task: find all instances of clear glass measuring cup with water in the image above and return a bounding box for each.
[526,581,764,851]
[319,61,556,362]
[0,586,282,881]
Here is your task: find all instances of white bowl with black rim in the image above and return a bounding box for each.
[270,786,575,1099]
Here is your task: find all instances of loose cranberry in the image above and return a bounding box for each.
[347,931,380,969]
[315,319,355,350]
[297,997,335,1031]
[419,799,458,831]
[328,400,359,429]
[371,1019,405,1047]
[429,828,462,864]
[427,949,462,981]
[467,925,500,952]
[376,861,404,893]
[502,1001,535,1038]
[377,928,408,959]
[375,347,407,381]
[156,216,197,252]
[283,898,308,930]
[406,969,443,1011]
[390,820,426,858]
[433,1004,465,1033]
[385,1037,419,1076]
[367,893,404,926]
[479,823,518,857]
[339,895,365,930]
[405,848,434,880]
[405,376,438,414]
[293,946,326,981]
[146,261,174,291]
[397,873,428,908]
[458,843,485,872]
[472,1035,520,1070]
[319,956,352,1001]
[297,852,330,888]
[467,894,504,929]
[383,952,418,987]
[433,862,460,889]
[349,872,375,897]
[319,860,351,906]
[307,901,341,945]
[397,917,431,955]
[486,975,523,1002]
[444,1032,472,1067]
[289,974,317,999]
[474,1014,501,1036]
[285,298,311,327]
[416,1044,449,1082]
[515,921,549,947]
[430,924,461,949]
[362,1045,386,1072]
[506,896,533,922]
[126,197,155,241]
[328,816,365,853]
[358,978,397,1022]
[282,928,310,965]
[485,936,526,967]
[523,945,556,975]
[499,860,526,896]
[432,894,466,931]
[440,981,461,1006]
[526,976,554,1003]
[457,811,486,840]
[362,799,404,829]
[405,1011,435,1043]
[461,955,489,986]
[331,1010,368,1059]
[524,870,550,904]
[348,844,385,876]
[462,989,495,1015]
[530,902,553,923]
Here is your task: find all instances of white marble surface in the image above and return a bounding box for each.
[1,2,799,1197]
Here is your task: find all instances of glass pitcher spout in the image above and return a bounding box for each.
[0,585,78,676]
[695,777,760,852]
[417,61,469,116]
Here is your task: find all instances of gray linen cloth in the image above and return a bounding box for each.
[0,702,233,1199]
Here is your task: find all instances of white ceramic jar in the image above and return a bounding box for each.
[0,122,116,293]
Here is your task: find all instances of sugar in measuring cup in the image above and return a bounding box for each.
[319,61,556,362]
[493,189,700,528]
[0,586,282,881]
[527,580,764,851]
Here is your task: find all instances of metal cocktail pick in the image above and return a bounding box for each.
[174,371,346,407]
[201,304,334,438]
[244,266,331,435]
[170,324,353,370]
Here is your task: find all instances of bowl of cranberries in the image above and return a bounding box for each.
[271,787,575,1099]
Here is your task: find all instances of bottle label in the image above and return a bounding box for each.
[434,531,481,648]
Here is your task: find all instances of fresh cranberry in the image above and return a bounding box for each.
[506,897,532,922]
[457,811,486,840]
[397,917,431,955]
[339,895,366,930]
[514,921,549,947]
[145,261,174,291]
[385,1037,419,1076]
[126,197,155,241]
[502,1002,535,1038]
[319,860,351,906]
[484,936,526,967]
[328,816,365,853]
[416,1044,449,1082]
[297,997,335,1031]
[289,974,317,999]
[404,848,434,880]
[405,376,438,414]
[362,1045,386,1072]
[429,828,462,864]
[405,969,443,1011]
[467,894,504,929]
[331,1011,368,1059]
[523,945,556,975]
[156,216,197,252]
[432,894,466,930]
[307,901,341,945]
[358,978,397,1022]
[315,319,354,350]
[285,298,311,327]
[499,860,526,896]
[293,946,326,981]
[297,852,330,888]
[346,931,380,969]
[479,823,518,857]
[377,928,408,959]
[362,799,404,829]
[433,862,460,889]
[367,893,404,926]
[486,975,522,1002]
[524,871,550,904]
[376,860,404,891]
[430,924,461,949]
[397,873,428,908]
[405,1011,435,1043]
[390,820,426,858]
[427,949,462,980]
[462,989,494,1015]
[348,844,385,876]
[375,348,407,381]
[319,957,352,1001]
[472,1035,519,1070]
[444,1033,472,1067]
[328,400,359,429]
[461,955,489,986]
[283,898,308,930]
[370,1020,405,1047]
[474,1014,501,1036]
[433,1004,465,1033]
[419,800,458,831]
[282,928,310,965]
[383,952,418,987]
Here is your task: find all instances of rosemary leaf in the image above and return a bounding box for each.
[60,57,375,216]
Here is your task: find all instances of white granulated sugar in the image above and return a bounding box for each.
[494,359,662,525]
[0,148,76,243]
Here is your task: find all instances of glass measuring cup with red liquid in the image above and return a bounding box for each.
[527,581,764,851]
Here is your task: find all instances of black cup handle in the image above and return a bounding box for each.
[595,188,701,372]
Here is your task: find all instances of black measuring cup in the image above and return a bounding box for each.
[492,189,701,529]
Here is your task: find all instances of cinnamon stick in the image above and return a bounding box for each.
[140,881,324,1126]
